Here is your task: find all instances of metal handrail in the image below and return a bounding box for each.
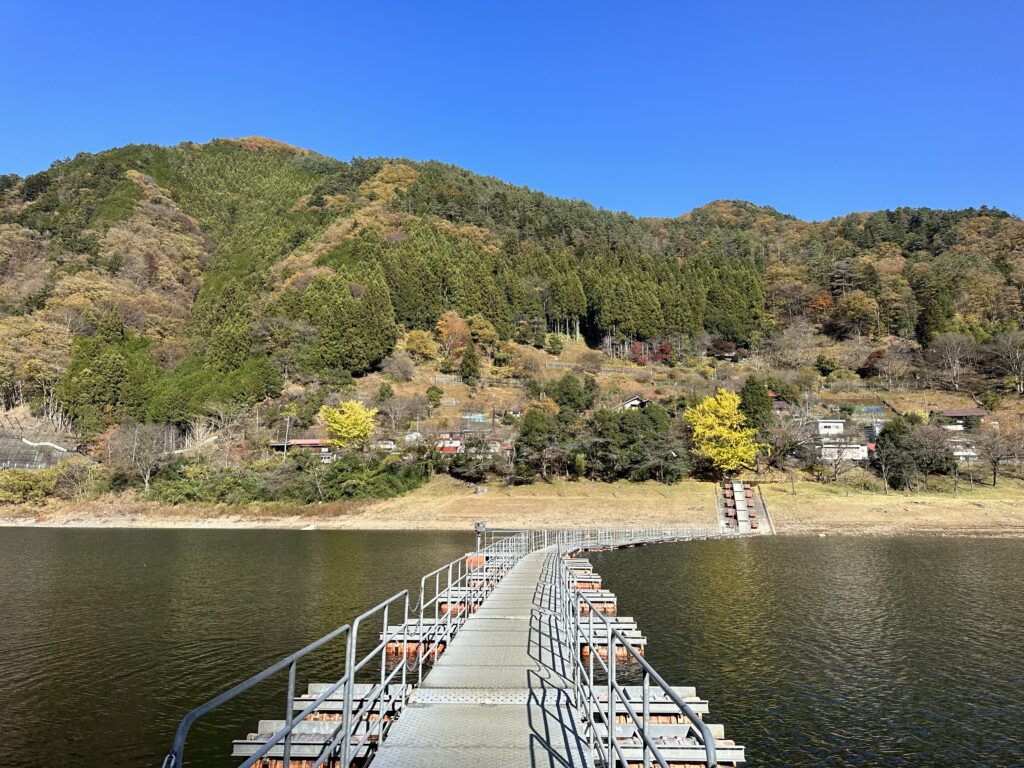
[338,590,410,768]
[554,527,721,768]
[160,530,537,767]
[160,524,736,768]
[415,558,461,685]
[160,621,351,768]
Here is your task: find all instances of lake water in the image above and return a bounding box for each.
[590,537,1024,767]
[0,530,1020,767]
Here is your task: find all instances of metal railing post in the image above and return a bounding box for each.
[572,564,580,699]
[379,601,389,748]
[417,574,426,685]
[642,668,650,768]
[283,660,296,768]
[607,636,616,768]
[402,592,409,709]
[340,623,356,768]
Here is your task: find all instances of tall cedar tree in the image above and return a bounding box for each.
[738,376,774,433]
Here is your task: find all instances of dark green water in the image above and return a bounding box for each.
[0,531,1020,767]
[590,537,1024,767]
[0,529,473,768]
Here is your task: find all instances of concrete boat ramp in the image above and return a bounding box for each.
[161,527,748,768]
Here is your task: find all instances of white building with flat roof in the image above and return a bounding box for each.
[817,419,845,436]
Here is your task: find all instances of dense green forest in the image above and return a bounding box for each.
[1,137,1022,449]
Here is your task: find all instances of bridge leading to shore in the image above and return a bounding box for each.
[162,526,750,768]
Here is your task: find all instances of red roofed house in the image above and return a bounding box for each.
[434,439,464,455]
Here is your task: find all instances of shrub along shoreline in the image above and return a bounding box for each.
[2,476,1022,537]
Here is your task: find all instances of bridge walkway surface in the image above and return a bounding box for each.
[370,550,594,767]
[162,527,741,768]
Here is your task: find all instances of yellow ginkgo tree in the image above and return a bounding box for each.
[320,401,377,450]
[683,389,765,476]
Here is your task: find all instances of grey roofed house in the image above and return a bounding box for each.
[0,433,75,470]
[936,407,987,423]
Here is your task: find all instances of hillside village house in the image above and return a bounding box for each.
[948,436,979,462]
[434,438,463,455]
[482,434,513,456]
[933,407,987,430]
[816,419,845,437]
[618,395,651,411]
[268,437,334,461]
[813,408,985,465]
[815,419,869,462]
[819,439,870,462]
[932,408,986,462]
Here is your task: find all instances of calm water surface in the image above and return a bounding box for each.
[591,537,1024,767]
[0,531,1021,767]
[0,529,473,768]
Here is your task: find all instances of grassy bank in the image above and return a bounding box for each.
[2,475,1022,536]
[762,476,1024,537]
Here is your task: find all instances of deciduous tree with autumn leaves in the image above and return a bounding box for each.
[684,389,766,477]
[320,401,377,450]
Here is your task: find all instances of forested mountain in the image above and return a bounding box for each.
[1,137,1022,435]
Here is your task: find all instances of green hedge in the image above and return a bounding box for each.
[149,454,427,505]
[0,469,57,504]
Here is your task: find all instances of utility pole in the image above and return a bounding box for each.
[282,415,291,461]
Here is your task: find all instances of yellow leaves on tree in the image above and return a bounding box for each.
[467,314,499,357]
[403,329,439,362]
[683,389,765,475]
[320,401,377,449]
[0,316,71,395]
[435,311,471,358]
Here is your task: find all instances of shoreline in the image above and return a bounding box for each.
[2,476,1022,537]
[2,519,1017,538]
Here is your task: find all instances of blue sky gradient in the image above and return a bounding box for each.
[2,1,1021,220]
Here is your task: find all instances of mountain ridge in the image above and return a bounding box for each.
[4,136,1013,223]
[1,137,1021,435]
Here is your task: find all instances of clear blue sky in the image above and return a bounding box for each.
[2,1,1021,221]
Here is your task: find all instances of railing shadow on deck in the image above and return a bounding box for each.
[527,671,593,768]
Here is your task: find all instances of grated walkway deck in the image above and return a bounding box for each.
[370,551,594,767]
